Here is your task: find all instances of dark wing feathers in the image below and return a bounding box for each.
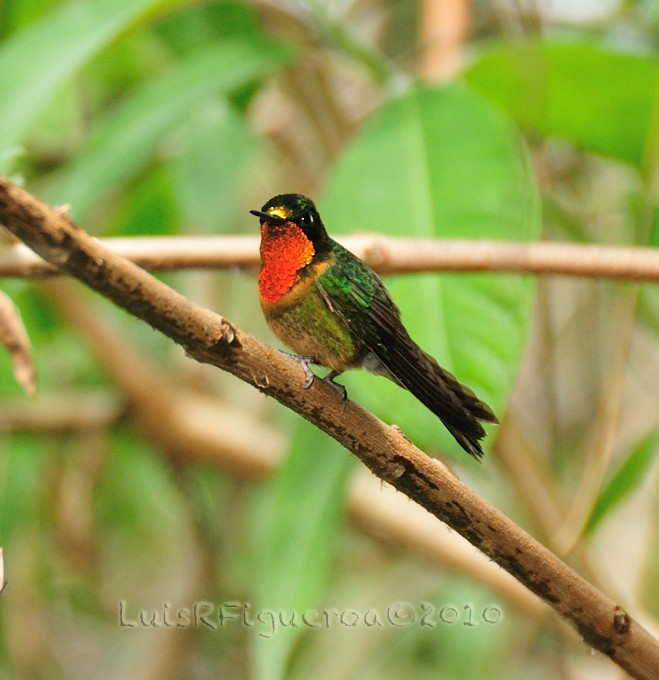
[317,243,497,459]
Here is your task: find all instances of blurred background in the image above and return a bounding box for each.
[1,0,658,678]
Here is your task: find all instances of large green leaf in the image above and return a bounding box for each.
[171,101,269,234]
[465,40,659,171]
[251,419,352,680]
[47,40,292,220]
[322,83,540,456]
[0,0,175,155]
[586,432,659,534]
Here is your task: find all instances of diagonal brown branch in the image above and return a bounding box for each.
[3,233,659,282]
[39,280,558,625]
[0,177,658,680]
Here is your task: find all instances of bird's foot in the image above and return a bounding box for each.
[323,370,347,401]
[282,352,317,388]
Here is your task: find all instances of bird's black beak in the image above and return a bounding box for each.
[250,209,286,225]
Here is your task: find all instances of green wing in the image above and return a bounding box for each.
[316,242,496,459]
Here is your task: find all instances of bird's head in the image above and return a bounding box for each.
[252,194,333,301]
[250,194,330,253]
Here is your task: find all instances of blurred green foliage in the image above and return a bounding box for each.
[0,1,658,679]
[323,83,540,450]
[465,40,659,171]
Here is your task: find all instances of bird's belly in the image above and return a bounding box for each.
[262,284,363,372]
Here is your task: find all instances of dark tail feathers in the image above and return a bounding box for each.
[387,337,498,460]
[422,353,497,460]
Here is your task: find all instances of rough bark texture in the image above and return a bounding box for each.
[1,177,658,679]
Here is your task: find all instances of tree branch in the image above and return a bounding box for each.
[3,232,659,282]
[23,280,558,625]
[0,177,658,679]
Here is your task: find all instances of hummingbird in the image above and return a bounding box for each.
[251,194,498,459]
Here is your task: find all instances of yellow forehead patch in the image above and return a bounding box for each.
[267,206,290,220]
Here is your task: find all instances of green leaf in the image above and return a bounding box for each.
[170,101,269,233]
[0,0,175,155]
[322,82,540,455]
[465,40,659,170]
[154,1,265,54]
[46,40,292,220]
[586,432,659,534]
[0,434,50,537]
[108,166,178,236]
[252,420,352,680]
[0,146,24,170]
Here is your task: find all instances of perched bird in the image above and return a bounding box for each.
[251,194,497,459]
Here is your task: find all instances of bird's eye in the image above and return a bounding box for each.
[298,212,315,229]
